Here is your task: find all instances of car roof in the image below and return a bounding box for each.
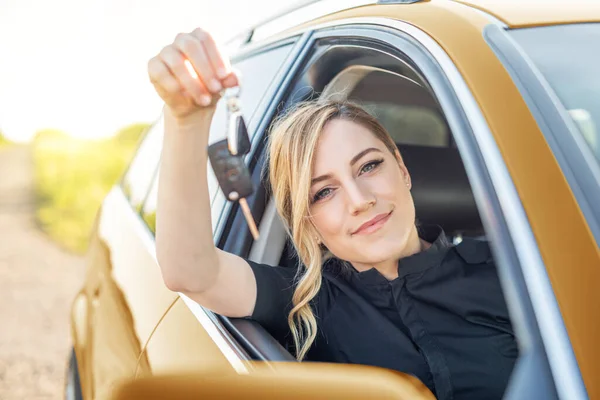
[454,0,600,28]
[236,0,600,47]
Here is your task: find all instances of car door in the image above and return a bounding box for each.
[287,17,594,399]
[134,34,308,378]
[74,119,176,400]
[484,22,600,399]
[187,15,594,398]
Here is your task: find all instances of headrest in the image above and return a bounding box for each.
[398,144,483,236]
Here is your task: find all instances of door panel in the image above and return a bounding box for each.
[136,298,233,378]
[83,188,177,398]
[75,32,300,400]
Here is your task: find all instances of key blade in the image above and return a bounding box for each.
[239,198,259,240]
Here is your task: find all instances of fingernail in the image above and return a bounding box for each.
[209,79,222,92]
[217,68,227,79]
[201,95,212,106]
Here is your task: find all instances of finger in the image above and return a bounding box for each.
[153,77,180,102]
[159,45,212,106]
[173,32,222,95]
[152,75,194,111]
[148,56,181,94]
[221,67,241,89]
[192,27,228,80]
[149,58,197,110]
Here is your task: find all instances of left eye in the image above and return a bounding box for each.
[360,159,383,174]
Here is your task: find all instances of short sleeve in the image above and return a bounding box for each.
[246,259,298,343]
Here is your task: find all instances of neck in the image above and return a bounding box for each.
[351,226,430,281]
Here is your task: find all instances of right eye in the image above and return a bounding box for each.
[313,187,333,203]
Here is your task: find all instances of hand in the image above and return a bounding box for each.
[147,28,240,120]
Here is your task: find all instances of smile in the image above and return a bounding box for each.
[352,210,393,235]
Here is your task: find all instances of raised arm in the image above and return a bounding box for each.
[148,28,257,318]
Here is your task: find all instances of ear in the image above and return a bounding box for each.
[394,149,412,189]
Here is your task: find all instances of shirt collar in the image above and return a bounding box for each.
[347,225,451,285]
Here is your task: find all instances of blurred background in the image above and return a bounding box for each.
[0,1,286,398]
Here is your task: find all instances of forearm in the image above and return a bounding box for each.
[156,106,220,292]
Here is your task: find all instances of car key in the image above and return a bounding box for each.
[207,89,260,240]
[226,94,251,157]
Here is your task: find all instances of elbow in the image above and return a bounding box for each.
[157,258,185,292]
[161,269,217,294]
[160,268,185,293]
[156,247,187,293]
[164,277,189,293]
[156,252,219,294]
[159,262,203,293]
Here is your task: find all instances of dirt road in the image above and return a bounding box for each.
[0,146,84,400]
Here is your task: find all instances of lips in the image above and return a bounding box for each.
[352,210,393,235]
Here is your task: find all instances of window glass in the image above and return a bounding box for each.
[121,117,162,213]
[142,43,294,235]
[141,173,158,234]
[510,24,600,165]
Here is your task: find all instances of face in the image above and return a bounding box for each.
[308,119,417,268]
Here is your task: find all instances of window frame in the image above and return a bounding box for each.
[138,38,299,237]
[119,118,162,212]
[143,33,315,366]
[218,20,581,398]
[118,33,310,371]
[484,22,600,248]
[210,35,308,240]
[210,32,316,362]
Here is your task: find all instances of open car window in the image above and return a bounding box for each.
[230,24,564,399]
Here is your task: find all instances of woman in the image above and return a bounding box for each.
[148,28,518,400]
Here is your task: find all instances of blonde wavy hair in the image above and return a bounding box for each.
[267,100,399,360]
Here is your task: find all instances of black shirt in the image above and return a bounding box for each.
[247,226,518,400]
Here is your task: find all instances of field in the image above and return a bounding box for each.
[31,124,150,253]
[0,132,12,147]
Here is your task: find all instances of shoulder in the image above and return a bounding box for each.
[246,258,299,282]
[452,237,493,265]
[247,258,333,302]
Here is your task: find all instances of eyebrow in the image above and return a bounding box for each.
[311,147,383,186]
[350,147,382,167]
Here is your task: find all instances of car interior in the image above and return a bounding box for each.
[250,62,483,268]
[221,41,486,361]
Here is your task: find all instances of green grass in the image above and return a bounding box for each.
[0,131,12,148]
[32,124,150,253]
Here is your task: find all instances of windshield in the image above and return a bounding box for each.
[509,24,600,165]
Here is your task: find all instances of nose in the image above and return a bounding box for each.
[345,180,375,216]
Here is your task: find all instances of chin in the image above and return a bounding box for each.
[369,226,412,257]
[348,234,407,265]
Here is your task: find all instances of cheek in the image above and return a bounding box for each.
[370,168,415,222]
[310,199,346,237]
[369,166,405,200]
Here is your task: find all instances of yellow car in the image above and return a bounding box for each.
[65,0,600,398]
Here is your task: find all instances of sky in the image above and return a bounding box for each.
[0,0,290,142]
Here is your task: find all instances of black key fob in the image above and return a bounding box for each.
[207,139,253,201]
[208,89,260,240]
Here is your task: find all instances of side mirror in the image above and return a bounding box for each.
[111,362,435,399]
